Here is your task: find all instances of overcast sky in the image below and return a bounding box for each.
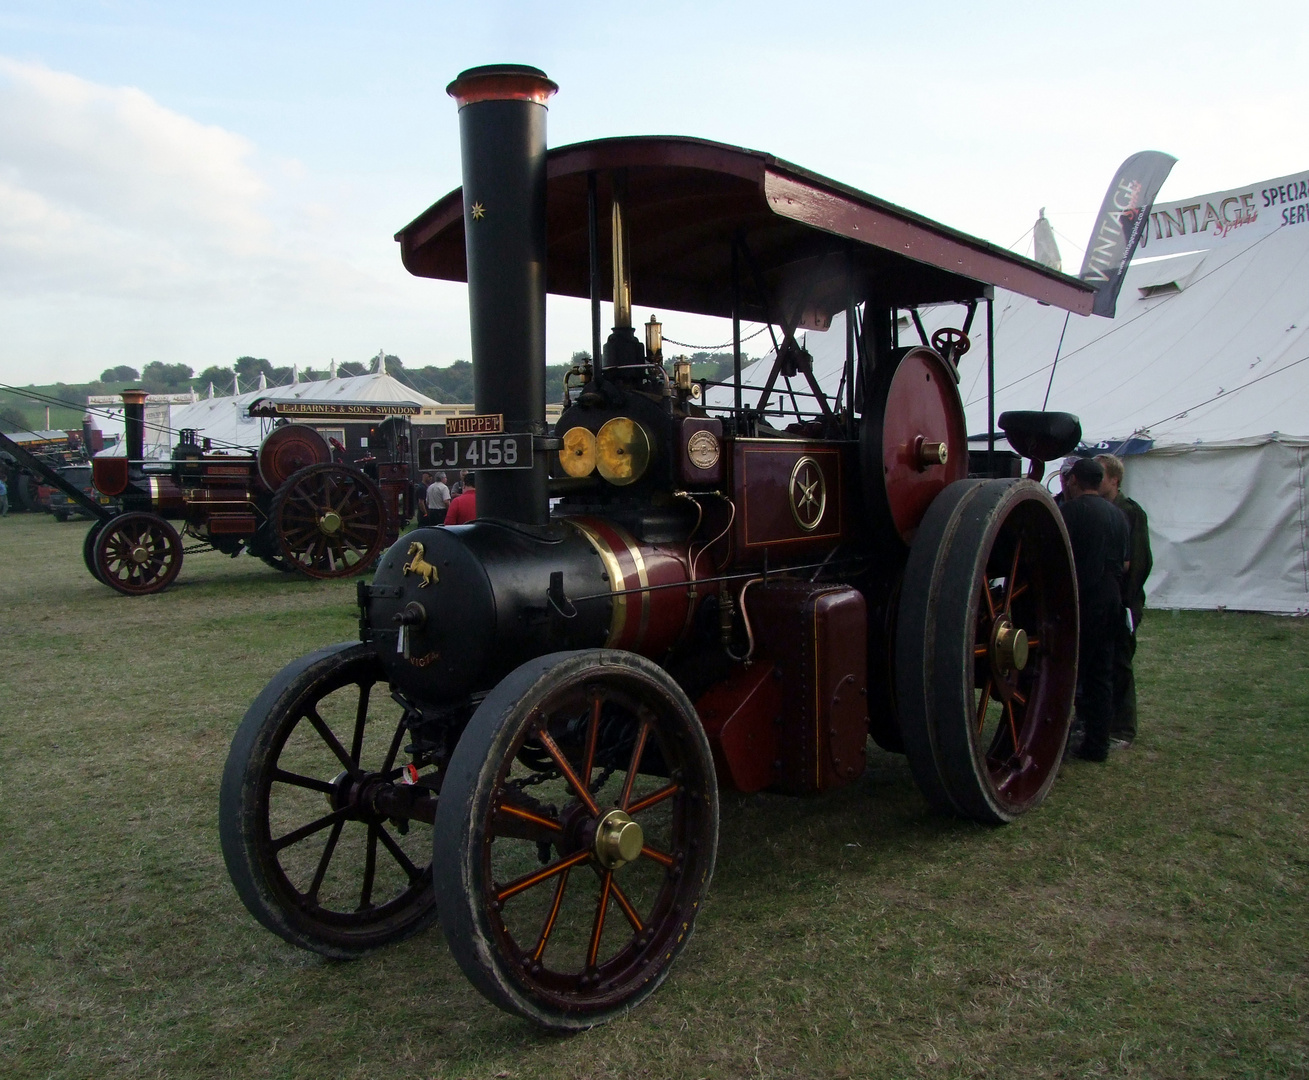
[2,1,1305,386]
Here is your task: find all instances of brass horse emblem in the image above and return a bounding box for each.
[402,541,439,587]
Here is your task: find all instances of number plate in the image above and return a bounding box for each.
[417,434,533,471]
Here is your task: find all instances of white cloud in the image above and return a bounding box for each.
[0,58,269,274]
[0,58,470,381]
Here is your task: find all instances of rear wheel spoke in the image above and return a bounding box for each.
[358,826,378,910]
[306,709,357,775]
[306,819,344,902]
[376,824,421,883]
[272,806,351,852]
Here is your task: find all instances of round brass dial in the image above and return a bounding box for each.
[595,417,651,486]
[559,426,597,477]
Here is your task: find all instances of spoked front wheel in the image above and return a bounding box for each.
[92,512,183,595]
[219,642,438,956]
[434,650,719,1030]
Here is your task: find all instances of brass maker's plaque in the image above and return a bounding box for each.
[687,430,720,470]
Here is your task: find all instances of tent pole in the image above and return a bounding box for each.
[1042,311,1071,410]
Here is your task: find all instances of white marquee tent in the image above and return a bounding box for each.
[94,361,438,456]
[706,168,1309,612]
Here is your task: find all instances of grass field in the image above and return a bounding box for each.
[1,512,1305,1079]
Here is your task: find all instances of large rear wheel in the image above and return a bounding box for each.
[434,650,719,1030]
[896,480,1077,823]
[271,463,386,579]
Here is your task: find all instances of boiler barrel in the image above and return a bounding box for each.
[364,518,703,702]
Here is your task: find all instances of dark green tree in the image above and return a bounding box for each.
[141,361,195,392]
[337,361,367,377]
[197,365,233,389]
[234,356,274,383]
[99,365,139,383]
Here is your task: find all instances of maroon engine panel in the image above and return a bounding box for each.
[747,580,869,795]
[728,439,853,565]
[696,661,781,793]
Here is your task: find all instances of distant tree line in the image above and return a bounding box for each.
[70,347,757,407]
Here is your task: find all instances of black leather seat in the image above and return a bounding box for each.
[997,411,1081,462]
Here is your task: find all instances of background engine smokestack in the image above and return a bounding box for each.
[121,389,147,461]
[446,63,557,526]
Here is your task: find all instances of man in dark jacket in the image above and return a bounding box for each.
[1060,457,1129,762]
[1097,453,1153,747]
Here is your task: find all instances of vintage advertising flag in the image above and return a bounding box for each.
[1080,151,1177,317]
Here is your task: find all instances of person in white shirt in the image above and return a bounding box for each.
[426,471,451,525]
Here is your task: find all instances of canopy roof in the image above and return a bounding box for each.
[397,136,1094,327]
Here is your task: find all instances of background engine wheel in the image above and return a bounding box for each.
[896,480,1077,823]
[93,512,183,595]
[219,642,437,957]
[434,650,719,1030]
[82,520,107,583]
[271,463,386,579]
[258,423,331,489]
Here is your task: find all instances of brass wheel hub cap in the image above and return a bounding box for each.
[129,544,150,565]
[318,510,343,536]
[593,808,643,870]
[991,618,1029,672]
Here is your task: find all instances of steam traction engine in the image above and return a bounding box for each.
[81,396,416,594]
[219,66,1095,1029]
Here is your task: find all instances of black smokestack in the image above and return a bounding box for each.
[121,389,147,461]
[447,64,557,526]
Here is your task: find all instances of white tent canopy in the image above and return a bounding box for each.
[952,177,1309,448]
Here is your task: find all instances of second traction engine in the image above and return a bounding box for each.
[221,62,1088,1032]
